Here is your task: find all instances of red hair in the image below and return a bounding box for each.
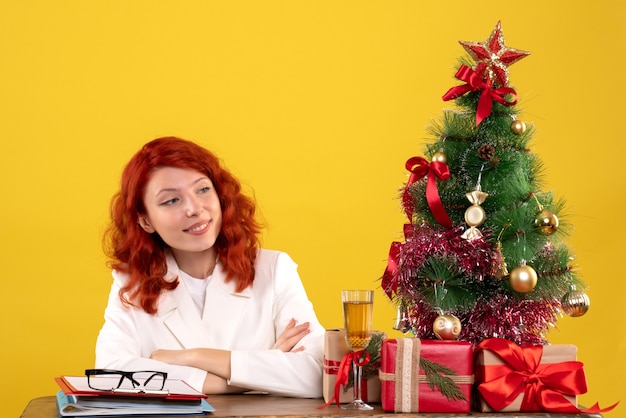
[103,137,263,314]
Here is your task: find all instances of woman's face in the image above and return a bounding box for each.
[139,166,222,257]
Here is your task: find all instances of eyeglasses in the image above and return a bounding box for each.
[85,369,169,394]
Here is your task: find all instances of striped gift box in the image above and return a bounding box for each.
[322,328,383,404]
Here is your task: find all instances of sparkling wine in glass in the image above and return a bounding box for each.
[341,289,374,410]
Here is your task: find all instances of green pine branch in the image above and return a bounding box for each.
[419,357,468,402]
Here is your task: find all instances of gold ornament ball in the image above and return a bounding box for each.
[535,209,559,235]
[432,151,447,164]
[433,314,462,340]
[510,119,526,135]
[561,290,590,317]
[509,264,538,293]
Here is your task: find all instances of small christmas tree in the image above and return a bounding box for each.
[381,21,590,345]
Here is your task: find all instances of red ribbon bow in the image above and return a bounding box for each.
[476,338,618,414]
[381,241,402,298]
[402,156,453,228]
[442,65,518,126]
[381,224,414,298]
[320,350,371,408]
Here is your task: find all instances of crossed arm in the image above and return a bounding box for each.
[149,318,311,394]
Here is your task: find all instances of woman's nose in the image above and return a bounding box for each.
[185,196,203,217]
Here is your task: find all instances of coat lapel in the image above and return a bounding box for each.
[202,264,252,348]
[157,253,251,349]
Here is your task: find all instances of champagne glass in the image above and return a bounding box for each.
[341,289,374,410]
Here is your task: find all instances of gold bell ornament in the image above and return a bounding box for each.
[493,241,509,280]
[393,303,413,334]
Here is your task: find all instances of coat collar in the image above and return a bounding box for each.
[155,252,252,348]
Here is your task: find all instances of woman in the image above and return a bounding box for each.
[95,136,325,398]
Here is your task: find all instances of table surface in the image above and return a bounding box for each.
[21,394,603,418]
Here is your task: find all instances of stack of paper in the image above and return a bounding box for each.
[55,376,214,416]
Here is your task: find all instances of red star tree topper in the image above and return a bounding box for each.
[459,21,530,86]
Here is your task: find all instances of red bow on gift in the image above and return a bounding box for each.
[320,350,371,408]
[402,156,452,228]
[442,65,518,126]
[476,338,618,414]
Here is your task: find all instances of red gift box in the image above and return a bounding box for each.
[379,338,473,413]
[475,338,595,413]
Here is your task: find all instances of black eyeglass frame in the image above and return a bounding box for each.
[85,369,169,394]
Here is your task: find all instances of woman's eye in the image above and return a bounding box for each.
[160,198,179,206]
[198,186,211,194]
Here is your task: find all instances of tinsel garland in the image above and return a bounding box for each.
[388,223,561,345]
[404,293,560,345]
[464,294,560,345]
[392,223,495,292]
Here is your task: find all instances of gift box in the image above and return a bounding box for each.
[474,338,586,413]
[322,328,384,404]
[379,338,473,413]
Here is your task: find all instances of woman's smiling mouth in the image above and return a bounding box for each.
[185,222,210,233]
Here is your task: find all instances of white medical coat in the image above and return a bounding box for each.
[95,249,325,398]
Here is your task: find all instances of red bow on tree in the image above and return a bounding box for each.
[442,65,518,126]
[381,224,414,298]
[402,156,452,228]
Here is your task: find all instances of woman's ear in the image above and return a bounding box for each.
[138,216,156,233]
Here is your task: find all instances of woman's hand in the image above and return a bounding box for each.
[272,318,310,352]
[150,349,188,365]
[150,348,232,380]
[149,349,245,395]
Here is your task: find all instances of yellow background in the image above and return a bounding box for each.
[1,1,624,416]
